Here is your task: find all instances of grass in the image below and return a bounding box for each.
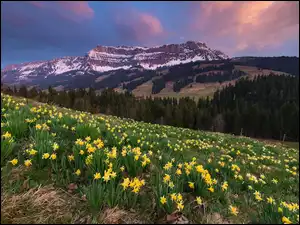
[254,138,299,150]
[1,93,299,224]
[282,142,299,150]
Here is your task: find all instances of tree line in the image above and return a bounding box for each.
[2,74,299,141]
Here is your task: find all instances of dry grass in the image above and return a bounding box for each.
[1,185,91,224]
[204,213,231,224]
[132,80,220,100]
[193,63,225,69]
[234,65,290,78]
[99,207,146,224]
[1,167,148,224]
[132,80,153,97]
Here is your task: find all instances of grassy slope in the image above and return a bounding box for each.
[130,65,291,99]
[1,94,299,224]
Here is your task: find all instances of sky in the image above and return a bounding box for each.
[1,1,299,68]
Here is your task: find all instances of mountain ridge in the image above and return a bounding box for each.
[1,41,229,80]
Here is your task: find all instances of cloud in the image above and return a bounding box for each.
[26,1,94,22]
[1,1,99,66]
[1,1,298,67]
[191,1,299,54]
[56,1,94,21]
[28,1,45,8]
[113,8,166,44]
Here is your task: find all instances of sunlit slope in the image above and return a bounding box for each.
[1,93,299,224]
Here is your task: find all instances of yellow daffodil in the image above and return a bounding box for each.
[221,181,228,191]
[170,193,177,202]
[52,142,59,151]
[188,182,195,189]
[168,181,175,189]
[196,196,202,205]
[68,155,75,161]
[24,159,32,167]
[177,201,184,211]
[75,169,81,176]
[282,216,292,224]
[163,174,171,183]
[121,178,130,190]
[85,136,91,142]
[50,153,57,160]
[208,186,214,193]
[2,131,12,139]
[267,197,275,205]
[160,196,167,205]
[79,150,85,155]
[42,153,50,159]
[10,158,18,166]
[94,172,101,180]
[176,169,182,175]
[229,205,238,216]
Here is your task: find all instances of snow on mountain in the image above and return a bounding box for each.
[2,41,229,84]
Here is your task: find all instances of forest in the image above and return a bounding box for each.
[2,74,299,141]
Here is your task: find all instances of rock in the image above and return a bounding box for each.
[167,213,179,223]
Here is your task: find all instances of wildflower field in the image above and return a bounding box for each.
[1,93,299,224]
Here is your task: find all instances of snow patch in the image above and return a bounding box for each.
[112,46,149,50]
[134,52,163,60]
[19,62,45,72]
[20,70,34,75]
[139,55,207,70]
[54,61,71,75]
[88,50,132,59]
[92,65,132,72]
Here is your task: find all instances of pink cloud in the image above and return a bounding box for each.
[57,1,94,20]
[26,1,94,22]
[114,9,166,44]
[191,1,299,54]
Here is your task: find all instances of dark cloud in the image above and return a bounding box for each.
[1,1,100,65]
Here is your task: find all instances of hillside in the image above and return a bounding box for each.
[129,57,298,99]
[3,74,298,142]
[1,93,299,224]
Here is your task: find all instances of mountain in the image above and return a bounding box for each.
[2,41,298,99]
[1,41,229,85]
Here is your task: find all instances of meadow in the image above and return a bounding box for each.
[1,93,299,224]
